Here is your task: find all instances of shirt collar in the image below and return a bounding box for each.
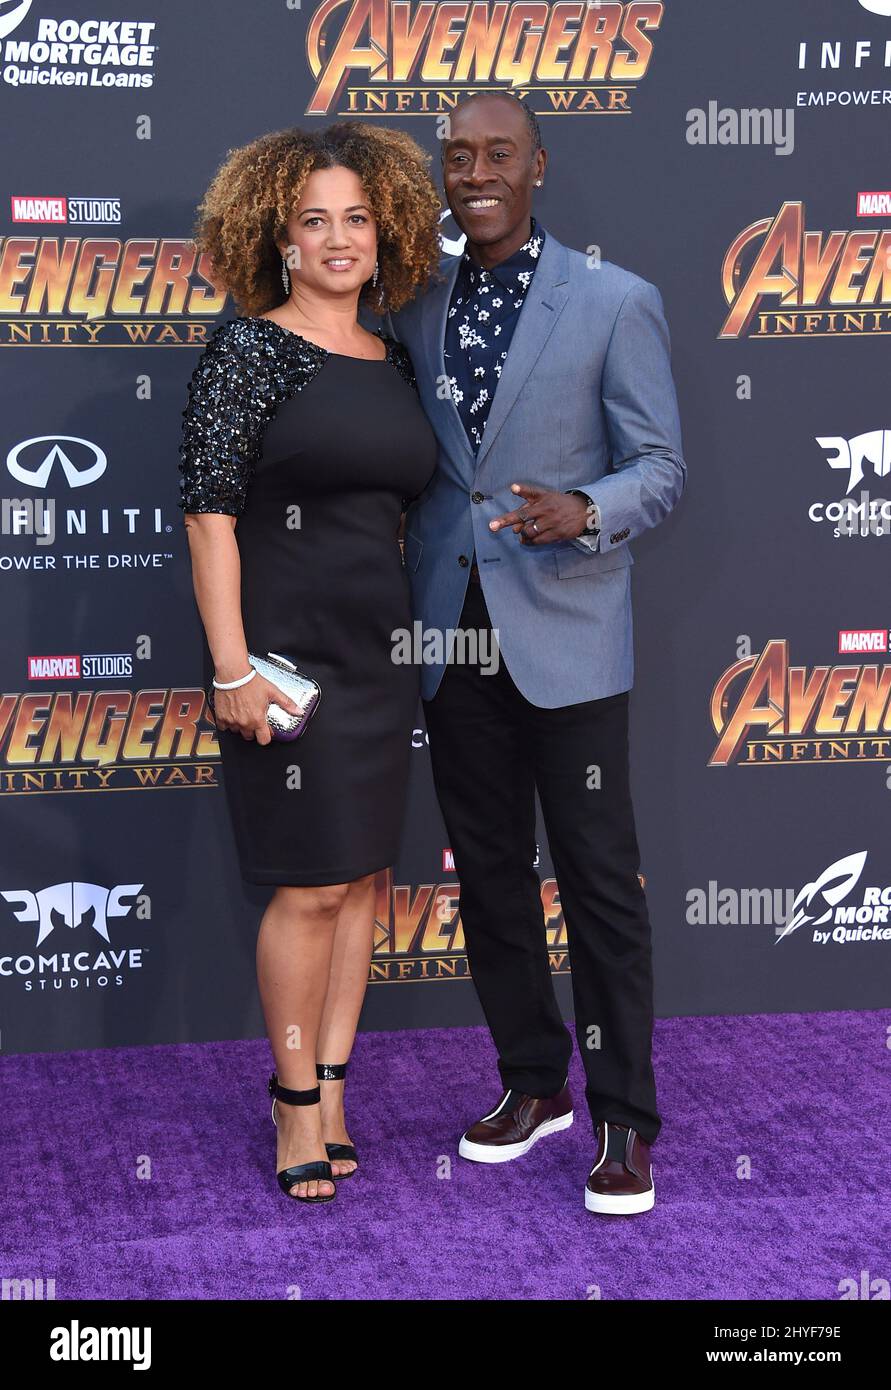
[461,216,546,292]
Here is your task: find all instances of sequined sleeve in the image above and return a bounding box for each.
[178,322,260,516]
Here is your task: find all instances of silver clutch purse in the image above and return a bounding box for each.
[207,651,321,742]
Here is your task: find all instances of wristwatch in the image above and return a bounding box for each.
[567,489,601,547]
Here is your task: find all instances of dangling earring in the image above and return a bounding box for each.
[371,260,379,287]
[281,256,290,295]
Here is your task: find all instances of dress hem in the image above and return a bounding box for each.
[238,855,395,888]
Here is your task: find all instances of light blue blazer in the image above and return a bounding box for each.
[388,232,686,707]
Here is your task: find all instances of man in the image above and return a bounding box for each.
[388,92,685,1214]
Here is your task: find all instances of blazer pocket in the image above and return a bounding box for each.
[403,532,423,572]
[554,544,633,579]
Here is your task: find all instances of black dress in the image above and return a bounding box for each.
[178,317,438,885]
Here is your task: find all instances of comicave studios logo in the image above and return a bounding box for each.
[810,429,891,539]
[0,881,147,991]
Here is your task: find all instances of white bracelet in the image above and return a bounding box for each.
[212,667,257,690]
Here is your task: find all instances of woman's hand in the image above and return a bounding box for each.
[213,674,304,745]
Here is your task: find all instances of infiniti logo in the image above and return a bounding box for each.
[7,436,107,489]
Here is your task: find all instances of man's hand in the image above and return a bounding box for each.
[489,483,590,545]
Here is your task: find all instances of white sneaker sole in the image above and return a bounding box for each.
[458,1110,573,1163]
[584,1185,655,1215]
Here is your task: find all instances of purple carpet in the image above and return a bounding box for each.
[1,1012,888,1300]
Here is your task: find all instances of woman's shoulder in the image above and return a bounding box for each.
[189,316,324,388]
[186,318,258,382]
[379,332,419,391]
[198,315,270,358]
[182,318,284,425]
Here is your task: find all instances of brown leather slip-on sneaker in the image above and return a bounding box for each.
[458,1085,573,1163]
[585,1121,655,1214]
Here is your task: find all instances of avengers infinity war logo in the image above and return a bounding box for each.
[370,867,569,980]
[720,202,891,339]
[709,639,891,766]
[305,0,664,115]
[0,687,220,793]
[0,237,226,345]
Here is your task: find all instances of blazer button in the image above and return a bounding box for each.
[471,491,484,504]
[458,554,469,567]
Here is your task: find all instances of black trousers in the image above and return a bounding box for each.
[423,578,661,1144]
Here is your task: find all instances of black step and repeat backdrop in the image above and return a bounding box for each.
[1,0,889,1054]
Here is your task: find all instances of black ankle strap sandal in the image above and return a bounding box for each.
[316,1062,347,1081]
[267,1072,336,1203]
[316,1061,359,1178]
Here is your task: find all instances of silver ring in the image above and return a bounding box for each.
[530,520,539,533]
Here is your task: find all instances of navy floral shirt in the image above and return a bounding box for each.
[444,217,545,453]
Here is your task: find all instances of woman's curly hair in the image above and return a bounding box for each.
[192,122,443,316]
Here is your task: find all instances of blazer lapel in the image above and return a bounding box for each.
[420,255,476,475]
[473,235,570,474]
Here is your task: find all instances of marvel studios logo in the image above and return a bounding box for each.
[28,653,133,680]
[442,844,541,871]
[838,629,890,654]
[10,196,122,224]
[857,191,891,217]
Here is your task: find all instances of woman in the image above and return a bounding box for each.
[178,124,440,1203]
